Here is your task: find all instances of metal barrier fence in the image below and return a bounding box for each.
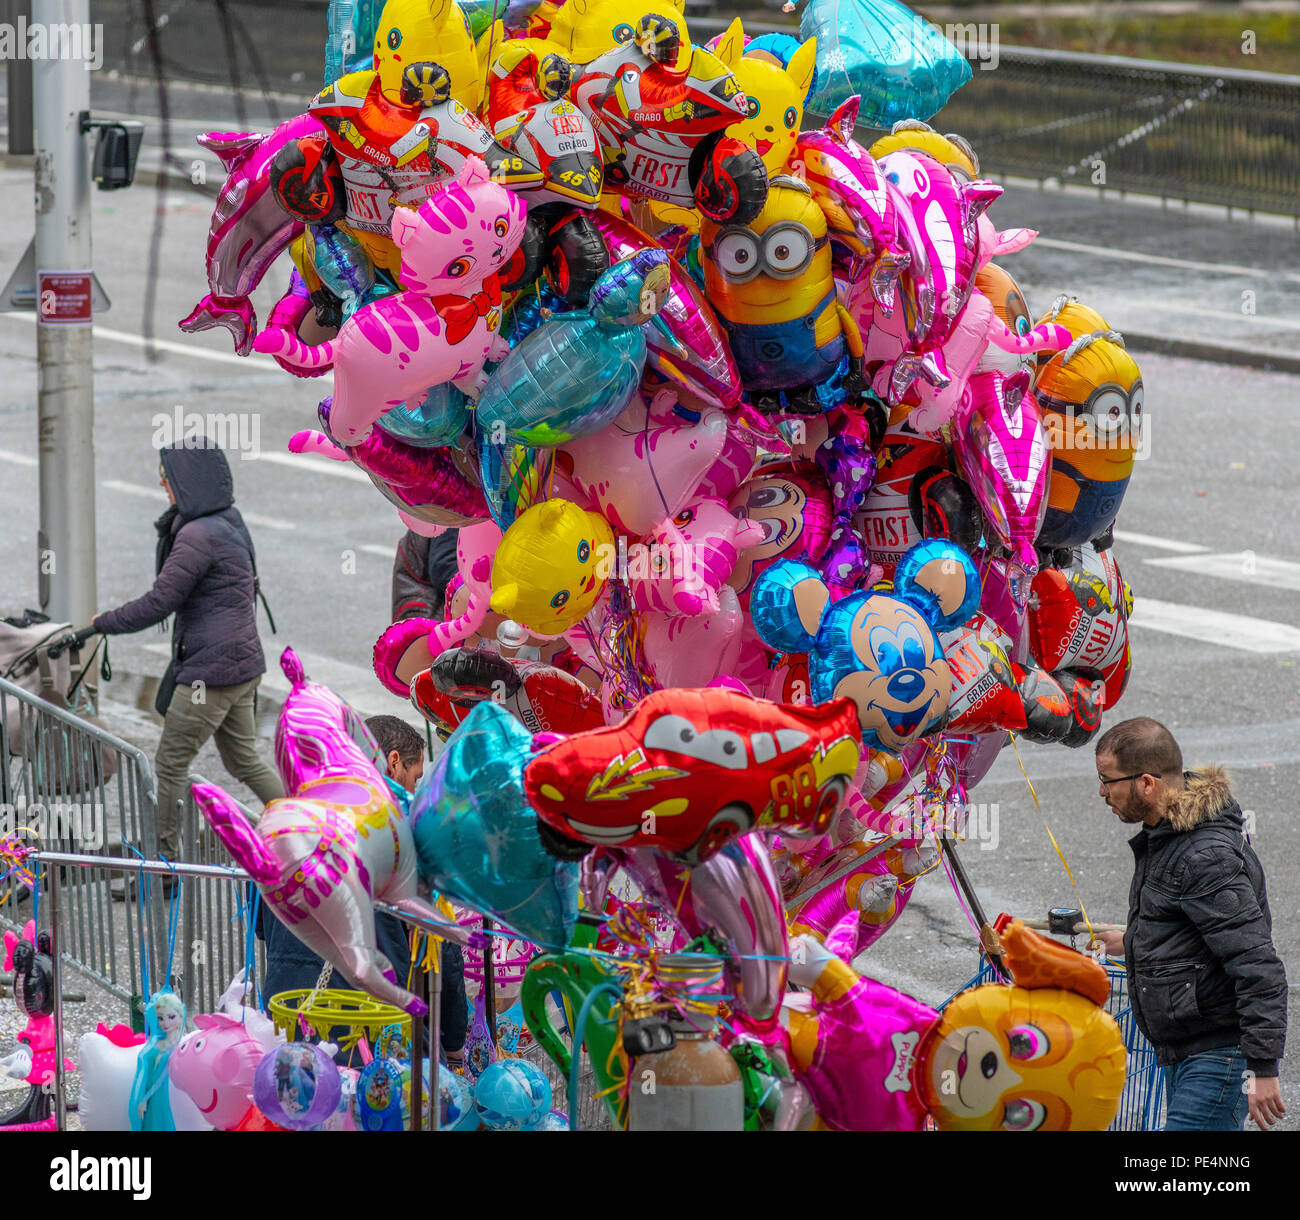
[0,671,167,1018]
[957,955,1167,1131]
[933,48,1300,218]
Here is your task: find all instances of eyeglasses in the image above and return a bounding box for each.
[1097,772,1150,788]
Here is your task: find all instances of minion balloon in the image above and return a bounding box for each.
[1034,310,1144,553]
[701,174,863,414]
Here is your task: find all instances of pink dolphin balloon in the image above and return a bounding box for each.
[179,116,319,355]
[952,368,1051,580]
[590,213,741,409]
[194,649,467,1017]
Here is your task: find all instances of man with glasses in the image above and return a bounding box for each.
[1093,717,1287,1130]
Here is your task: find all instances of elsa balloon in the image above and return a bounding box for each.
[129,990,187,1132]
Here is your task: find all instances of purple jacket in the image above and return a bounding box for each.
[96,441,265,688]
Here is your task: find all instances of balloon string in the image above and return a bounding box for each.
[1008,732,1096,942]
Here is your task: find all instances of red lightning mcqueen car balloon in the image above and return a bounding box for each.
[525,687,862,865]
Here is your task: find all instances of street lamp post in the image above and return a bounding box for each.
[33,0,97,628]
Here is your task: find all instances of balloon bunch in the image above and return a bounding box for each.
[177,0,1148,1132]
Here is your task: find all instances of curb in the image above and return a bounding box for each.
[1119,332,1300,376]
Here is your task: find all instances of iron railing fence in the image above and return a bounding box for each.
[0,671,167,1016]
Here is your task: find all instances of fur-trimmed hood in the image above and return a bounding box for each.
[1164,765,1233,832]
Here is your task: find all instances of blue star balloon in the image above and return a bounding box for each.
[799,0,973,126]
[409,701,578,949]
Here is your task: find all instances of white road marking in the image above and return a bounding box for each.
[361,544,396,558]
[247,449,373,485]
[0,309,269,368]
[1112,529,1209,553]
[103,479,165,500]
[1129,597,1300,653]
[1117,297,1300,333]
[0,448,36,467]
[1146,550,1300,593]
[1031,237,1300,284]
[102,479,297,530]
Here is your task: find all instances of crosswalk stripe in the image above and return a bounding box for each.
[1129,597,1300,653]
[1145,551,1300,593]
[1112,529,1209,553]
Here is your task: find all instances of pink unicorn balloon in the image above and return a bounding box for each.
[372,520,502,696]
[194,649,466,1016]
[253,156,527,445]
[178,116,319,355]
[793,98,908,307]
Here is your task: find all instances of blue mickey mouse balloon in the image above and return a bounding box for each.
[799,0,973,126]
[409,701,579,949]
[474,1059,552,1132]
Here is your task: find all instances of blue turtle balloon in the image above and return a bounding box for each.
[475,250,672,448]
[409,701,579,949]
[799,0,973,126]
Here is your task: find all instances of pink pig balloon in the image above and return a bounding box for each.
[167,1013,268,1130]
[194,649,467,1017]
[252,157,527,445]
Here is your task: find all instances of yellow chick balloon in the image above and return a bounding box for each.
[491,499,615,635]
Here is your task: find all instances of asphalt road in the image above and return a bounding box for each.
[0,83,1296,1126]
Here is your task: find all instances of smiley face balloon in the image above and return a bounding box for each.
[490,498,614,635]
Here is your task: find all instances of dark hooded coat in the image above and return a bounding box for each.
[95,441,265,688]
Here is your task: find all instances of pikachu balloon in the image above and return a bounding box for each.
[719,25,818,178]
[701,174,863,414]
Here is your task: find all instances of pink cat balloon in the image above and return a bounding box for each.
[194,649,467,1016]
[253,156,527,445]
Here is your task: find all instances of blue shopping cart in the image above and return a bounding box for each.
[945,955,1166,1131]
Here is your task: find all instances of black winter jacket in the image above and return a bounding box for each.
[1124,766,1287,1076]
[96,442,266,688]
